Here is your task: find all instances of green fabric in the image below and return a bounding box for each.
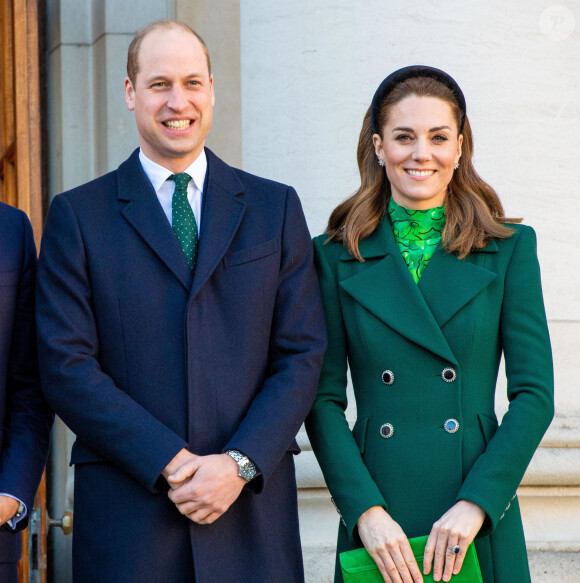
[387,197,445,283]
[306,223,553,583]
[168,173,198,271]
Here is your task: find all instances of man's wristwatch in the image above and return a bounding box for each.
[15,501,25,519]
[224,450,258,482]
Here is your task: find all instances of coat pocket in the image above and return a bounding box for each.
[223,238,278,267]
[351,417,369,455]
[477,412,498,446]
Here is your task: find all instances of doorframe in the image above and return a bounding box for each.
[10,0,46,246]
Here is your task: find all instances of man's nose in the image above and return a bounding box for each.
[167,86,188,110]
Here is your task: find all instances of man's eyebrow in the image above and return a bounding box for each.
[144,72,205,82]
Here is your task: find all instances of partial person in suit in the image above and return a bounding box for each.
[306,66,554,583]
[0,204,53,583]
[36,19,326,583]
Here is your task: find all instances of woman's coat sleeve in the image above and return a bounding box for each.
[306,236,387,540]
[457,226,554,532]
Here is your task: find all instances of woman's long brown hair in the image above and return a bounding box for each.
[326,77,520,261]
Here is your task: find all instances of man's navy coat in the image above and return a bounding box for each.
[36,149,326,582]
[0,204,52,563]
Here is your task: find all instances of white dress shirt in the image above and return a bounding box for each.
[139,149,207,234]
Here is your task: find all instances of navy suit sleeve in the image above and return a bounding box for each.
[0,212,53,532]
[36,195,188,492]
[223,187,327,490]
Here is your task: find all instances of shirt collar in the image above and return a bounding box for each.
[138,149,208,194]
[387,197,446,242]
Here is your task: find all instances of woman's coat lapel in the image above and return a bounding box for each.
[338,221,498,366]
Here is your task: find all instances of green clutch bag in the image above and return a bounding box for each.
[339,535,483,583]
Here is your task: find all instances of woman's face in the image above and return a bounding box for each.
[373,95,463,210]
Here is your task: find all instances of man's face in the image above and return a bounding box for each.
[124,26,214,173]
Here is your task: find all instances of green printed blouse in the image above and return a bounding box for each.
[387,198,446,284]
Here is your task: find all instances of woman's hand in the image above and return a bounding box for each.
[357,506,423,583]
[423,500,486,582]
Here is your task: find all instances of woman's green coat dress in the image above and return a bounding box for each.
[306,221,554,583]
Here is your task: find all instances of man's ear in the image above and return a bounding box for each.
[209,75,215,107]
[124,77,136,111]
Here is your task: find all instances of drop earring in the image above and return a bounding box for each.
[454,158,460,170]
[378,157,385,167]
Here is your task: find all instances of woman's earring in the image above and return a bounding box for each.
[378,157,385,167]
[453,158,460,170]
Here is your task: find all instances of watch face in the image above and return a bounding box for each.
[239,460,256,481]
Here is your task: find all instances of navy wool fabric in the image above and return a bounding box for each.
[36,149,327,582]
[0,204,53,564]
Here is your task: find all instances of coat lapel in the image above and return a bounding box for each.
[339,221,459,365]
[188,148,246,300]
[418,241,498,328]
[118,150,193,291]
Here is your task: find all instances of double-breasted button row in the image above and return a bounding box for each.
[379,419,460,438]
[381,367,457,385]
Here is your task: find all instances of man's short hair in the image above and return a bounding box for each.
[127,19,211,86]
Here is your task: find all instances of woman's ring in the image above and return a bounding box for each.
[448,545,460,555]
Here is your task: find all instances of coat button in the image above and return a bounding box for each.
[443,419,460,433]
[379,423,394,438]
[441,368,457,382]
[381,370,395,385]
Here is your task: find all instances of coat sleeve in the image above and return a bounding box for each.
[457,225,554,532]
[36,195,188,492]
[305,236,387,540]
[222,187,327,491]
[0,212,53,531]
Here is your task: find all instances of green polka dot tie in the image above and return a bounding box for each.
[168,173,198,271]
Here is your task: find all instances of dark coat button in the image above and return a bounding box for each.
[379,423,394,438]
[381,370,395,385]
[443,419,460,433]
[441,368,457,382]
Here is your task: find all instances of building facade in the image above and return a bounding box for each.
[7,0,580,580]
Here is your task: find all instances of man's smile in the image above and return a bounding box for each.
[163,119,192,130]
